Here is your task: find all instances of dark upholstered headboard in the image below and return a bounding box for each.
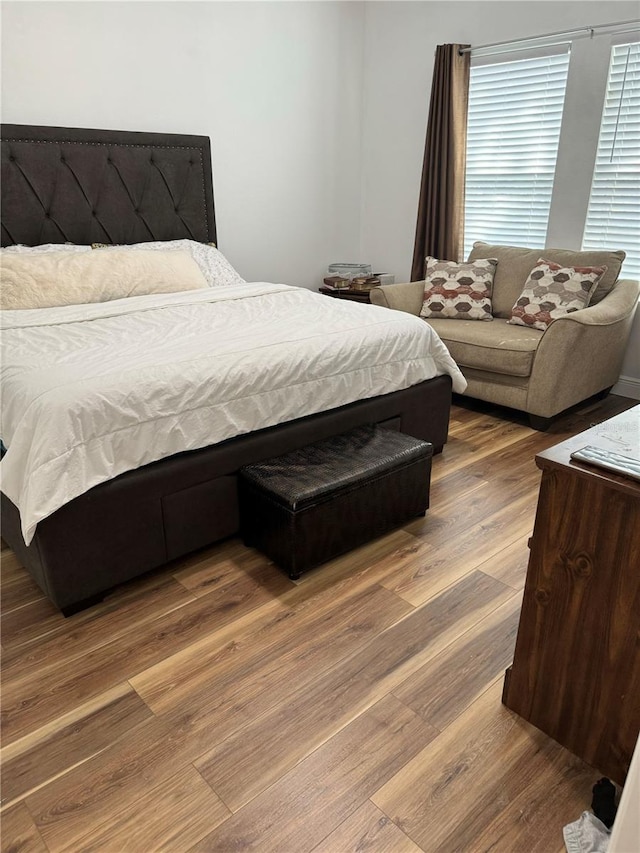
[1,124,216,247]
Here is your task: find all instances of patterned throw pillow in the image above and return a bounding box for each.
[508,259,606,331]
[419,257,497,321]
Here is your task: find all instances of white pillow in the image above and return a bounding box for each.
[93,239,245,288]
[0,249,208,310]
[2,243,91,254]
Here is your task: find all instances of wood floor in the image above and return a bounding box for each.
[1,394,636,853]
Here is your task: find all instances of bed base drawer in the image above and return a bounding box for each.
[162,475,238,561]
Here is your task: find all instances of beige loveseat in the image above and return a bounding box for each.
[370,242,640,429]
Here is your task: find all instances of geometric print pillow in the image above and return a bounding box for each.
[419,256,498,321]
[508,258,606,331]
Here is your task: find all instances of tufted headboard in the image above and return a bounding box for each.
[1,124,217,247]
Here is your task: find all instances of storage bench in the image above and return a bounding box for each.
[238,424,433,579]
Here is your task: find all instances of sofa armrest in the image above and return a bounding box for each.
[558,279,640,326]
[526,279,639,417]
[370,281,424,316]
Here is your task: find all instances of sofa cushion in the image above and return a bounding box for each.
[425,317,543,377]
[419,257,497,320]
[468,242,625,316]
[508,259,605,331]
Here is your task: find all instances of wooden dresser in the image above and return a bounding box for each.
[503,406,640,785]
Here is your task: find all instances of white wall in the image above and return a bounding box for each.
[1,1,365,288]
[360,1,640,392]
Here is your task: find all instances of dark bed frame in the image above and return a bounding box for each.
[0,124,452,614]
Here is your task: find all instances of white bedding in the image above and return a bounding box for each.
[0,283,466,544]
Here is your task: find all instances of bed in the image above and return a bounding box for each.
[1,124,461,614]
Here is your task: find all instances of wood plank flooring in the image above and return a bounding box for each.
[1,394,636,853]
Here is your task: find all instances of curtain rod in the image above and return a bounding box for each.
[459,19,639,56]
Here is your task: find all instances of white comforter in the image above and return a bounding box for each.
[0,283,466,544]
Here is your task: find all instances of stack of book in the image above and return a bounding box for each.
[323,275,382,291]
[323,276,351,290]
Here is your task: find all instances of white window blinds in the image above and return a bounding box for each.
[582,42,640,279]
[463,51,570,259]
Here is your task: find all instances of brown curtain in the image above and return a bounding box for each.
[411,44,471,280]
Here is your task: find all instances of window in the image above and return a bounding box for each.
[582,42,640,279]
[463,50,570,258]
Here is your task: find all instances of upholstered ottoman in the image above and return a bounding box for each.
[238,425,433,579]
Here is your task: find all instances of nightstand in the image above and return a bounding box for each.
[318,286,373,304]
